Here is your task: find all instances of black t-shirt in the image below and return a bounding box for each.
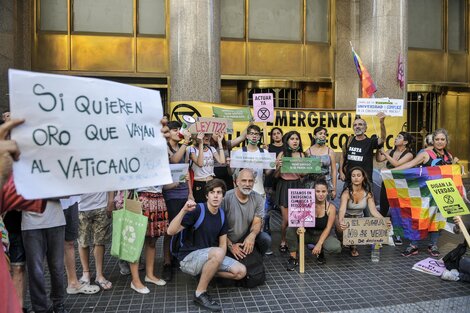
[345,136,379,182]
[177,202,228,260]
[264,143,284,188]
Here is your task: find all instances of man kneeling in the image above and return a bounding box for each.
[168,179,246,312]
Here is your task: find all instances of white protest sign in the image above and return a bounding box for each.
[230,150,276,170]
[8,69,172,199]
[253,93,274,122]
[356,98,404,116]
[170,164,189,183]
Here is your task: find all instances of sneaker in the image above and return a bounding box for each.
[402,244,418,257]
[316,252,326,265]
[193,292,221,312]
[428,245,440,257]
[441,269,460,281]
[161,264,172,282]
[118,260,131,276]
[286,257,298,271]
[392,235,403,246]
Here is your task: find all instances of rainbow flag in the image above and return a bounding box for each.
[381,165,464,241]
[351,46,377,98]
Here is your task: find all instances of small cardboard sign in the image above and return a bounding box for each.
[253,93,274,123]
[212,106,252,121]
[188,117,233,134]
[230,151,276,170]
[426,178,469,218]
[170,163,189,183]
[288,189,315,227]
[356,98,404,116]
[281,157,321,174]
[412,258,446,276]
[343,217,390,245]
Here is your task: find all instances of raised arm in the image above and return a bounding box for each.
[377,112,386,146]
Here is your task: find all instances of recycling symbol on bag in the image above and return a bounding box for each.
[122,225,136,243]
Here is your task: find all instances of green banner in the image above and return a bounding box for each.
[212,106,252,121]
[281,157,321,174]
[426,178,470,218]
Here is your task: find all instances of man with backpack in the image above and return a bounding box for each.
[223,169,270,287]
[167,179,246,312]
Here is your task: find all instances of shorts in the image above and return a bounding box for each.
[78,207,111,248]
[64,202,79,241]
[179,247,239,276]
[8,232,25,266]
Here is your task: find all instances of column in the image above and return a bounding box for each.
[169,0,221,103]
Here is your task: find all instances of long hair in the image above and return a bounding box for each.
[282,131,303,157]
[391,131,415,156]
[341,166,372,200]
[270,127,283,144]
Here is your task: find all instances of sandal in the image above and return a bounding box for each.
[279,243,288,253]
[95,278,112,290]
[350,246,359,257]
[66,283,100,295]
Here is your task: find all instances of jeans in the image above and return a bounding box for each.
[255,232,272,255]
[411,231,440,247]
[22,226,65,313]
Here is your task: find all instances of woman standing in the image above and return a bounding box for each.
[304,126,337,200]
[393,128,459,257]
[275,131,304,252]
[188,132,225,203]
[337,167,388,257]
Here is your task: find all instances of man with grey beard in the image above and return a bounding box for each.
[223,169,272,259]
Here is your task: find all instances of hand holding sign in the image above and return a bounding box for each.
[0,119,25,187]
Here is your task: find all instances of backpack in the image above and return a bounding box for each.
[170,203,225,258]
[236,247,266,288]
[443,242,467,270]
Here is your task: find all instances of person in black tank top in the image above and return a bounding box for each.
[285,179,341,270]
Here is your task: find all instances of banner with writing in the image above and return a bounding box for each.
[426,178,469,218]
[170,164,189,183]
[230,151,276,170]
[188,117,233,134]
[170,101,407,152]
[356,98,404,116]
[253,93,274,123]
[212,106,252,121]
[281,157,321,174]
[343,217,390,245]
[288,189,315,227]
[9,69,172,199]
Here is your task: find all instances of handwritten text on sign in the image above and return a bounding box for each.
[288,189,315,227]
[356,98,404,116]
[253,93,274,123]
[8,69,172,199]
[343,217,390,245]
[188,117,233,134]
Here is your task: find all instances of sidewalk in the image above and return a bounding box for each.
[27,211,470,313]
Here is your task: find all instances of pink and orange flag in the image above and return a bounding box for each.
[351,46,377,98]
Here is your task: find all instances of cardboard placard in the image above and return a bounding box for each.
[412,258,446,276]
[188,117,233,134]
[170,163,189,183]
[426,178,469,218]
[288,189,315,227]
[253,93,274,122]
[343,217,390,245]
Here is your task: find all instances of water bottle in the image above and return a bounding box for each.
[371,244,380,262]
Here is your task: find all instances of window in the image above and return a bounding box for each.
[39,0,67,32]
[448,0,466,51]
[248,0,302,41]
[221,0,245,39]
[408,0,443,49]
[138,0,166,36]
[73,0,133,34]
[306,0,329,43]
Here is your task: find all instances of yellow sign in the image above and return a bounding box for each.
[426,178,470,218]
[169,101,407,152]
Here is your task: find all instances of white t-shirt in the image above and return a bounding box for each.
[231,148,265,196]
[136,185,163,193]
[188,146,216,180]
[22,200,66,231]
[79,192,108,212]
[60,196,81,210]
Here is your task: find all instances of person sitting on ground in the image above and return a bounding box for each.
[441,217,470,282]
[223,169,272,259]
[337,166,389,257]
[286,179,341,271]
[167,179,246,312]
